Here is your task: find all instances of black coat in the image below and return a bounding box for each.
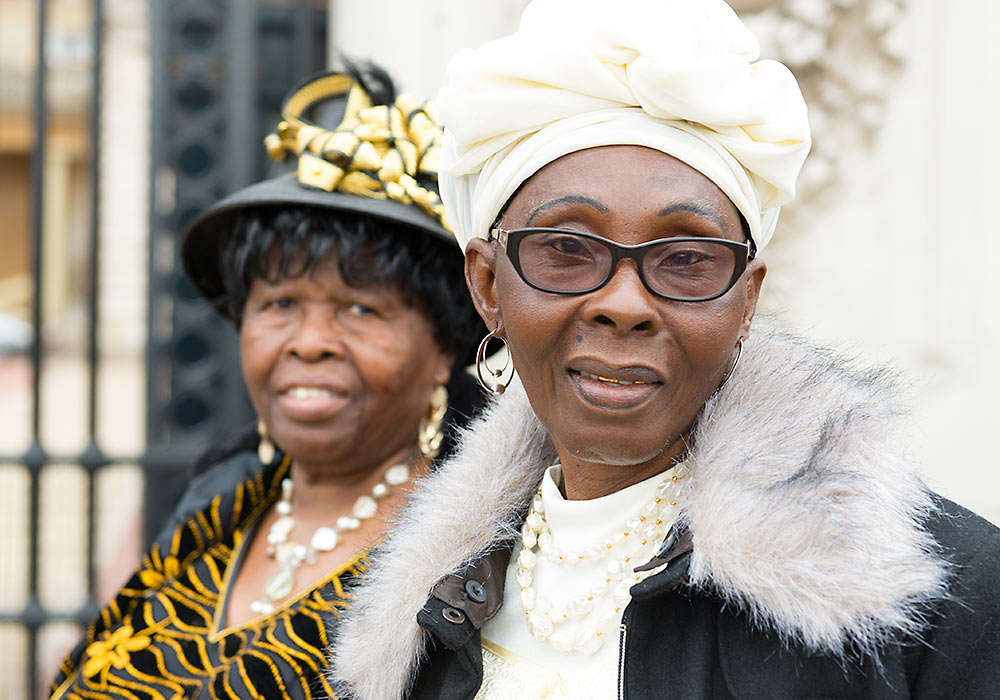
[409,497,1000,699]
[328,325,1000,700]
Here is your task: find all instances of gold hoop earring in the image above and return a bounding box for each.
[257,419,276,465]
[418,384,448,458]
[475,327,513,396]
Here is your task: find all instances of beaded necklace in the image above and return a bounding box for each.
[516,464,689,654]
[249,462,411,615]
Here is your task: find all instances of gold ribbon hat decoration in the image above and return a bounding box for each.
[179,67,458,320]
[264,71,452,233]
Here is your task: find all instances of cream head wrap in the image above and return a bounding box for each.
[437,0,811,252]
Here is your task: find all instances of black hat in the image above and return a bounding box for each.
[180,67,457,320]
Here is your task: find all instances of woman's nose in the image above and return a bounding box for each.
[287,308,345,361]
[582,260,661,334]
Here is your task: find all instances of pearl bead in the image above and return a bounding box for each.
[385,463,409,485]
[336,515,361,531]
[311,527,338,552]
[574,627,603,655]
[583,544,605,561]
[371,482,389,499]
[546,605,568,623]
[518,549,537,569]
[525,512,544,531]
[520,587,536,611]
[613,581,633,604]
[521,530,537,548]
[566,596,593,619]
[548,630,574,652]
[276,501,291,515]
[353,495,378,519]
[516,567,532,588]
[526,614,552,640]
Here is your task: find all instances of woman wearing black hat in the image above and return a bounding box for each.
[50,65,483,700]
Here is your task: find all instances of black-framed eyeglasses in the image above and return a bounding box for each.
[489,227,754,302]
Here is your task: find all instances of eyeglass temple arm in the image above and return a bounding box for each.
[488,227,509,247]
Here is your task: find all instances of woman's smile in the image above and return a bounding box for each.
[276,381,351,422]
[566,359,663,411]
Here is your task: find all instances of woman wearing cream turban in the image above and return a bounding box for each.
[329,1,1000,698]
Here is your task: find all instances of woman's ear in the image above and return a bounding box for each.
[464,237,504,334]
[740,258,766,339]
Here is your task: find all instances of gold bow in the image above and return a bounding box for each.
[263,73,452,233]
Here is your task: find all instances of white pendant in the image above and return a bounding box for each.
[274,541,298,565]
[311,527,339,552]
[265,566,295,601]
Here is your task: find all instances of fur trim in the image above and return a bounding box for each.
[329,319,948,698]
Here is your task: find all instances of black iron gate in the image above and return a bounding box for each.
[4,1,327,695]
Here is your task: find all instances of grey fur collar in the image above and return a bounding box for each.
[329,320,947,699]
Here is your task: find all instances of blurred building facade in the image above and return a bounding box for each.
[1,0,997,697]
[333,0,1000,522]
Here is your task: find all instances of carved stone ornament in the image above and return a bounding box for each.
[733,0,907,230]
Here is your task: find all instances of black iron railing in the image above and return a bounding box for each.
[7,0,327,695]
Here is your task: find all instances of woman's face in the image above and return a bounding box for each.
[466,145,765,485]
[240,250,452,474]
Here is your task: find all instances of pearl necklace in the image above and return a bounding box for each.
[516,464,688,654]
[249,462,410,615]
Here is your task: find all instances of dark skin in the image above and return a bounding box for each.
[225,251,452,628]
[466,145,765,501]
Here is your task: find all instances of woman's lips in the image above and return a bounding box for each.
[277,385,350,422]
[567,362,663,411]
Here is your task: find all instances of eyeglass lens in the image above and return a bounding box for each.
[515,229,740,300]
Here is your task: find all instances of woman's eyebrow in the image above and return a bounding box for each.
[658,202,727,229]
[526,195,608,225]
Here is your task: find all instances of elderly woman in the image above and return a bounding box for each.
[329,2,1000,699]
[49,65,483,699]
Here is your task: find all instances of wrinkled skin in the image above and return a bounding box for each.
[465,146,765,500]
[240,251,453,478]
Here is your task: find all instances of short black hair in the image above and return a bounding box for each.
[218,205,483,366]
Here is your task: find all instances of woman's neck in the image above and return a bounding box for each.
[555,438,687,501]
[288,442,428,515]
